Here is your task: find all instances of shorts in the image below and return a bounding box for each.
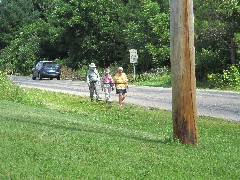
[116,89,127,94]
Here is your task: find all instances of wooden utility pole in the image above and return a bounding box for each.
[170,0,198,145]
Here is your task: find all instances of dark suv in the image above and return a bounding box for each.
[32,61,61,80]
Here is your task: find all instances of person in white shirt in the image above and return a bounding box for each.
[86,63,100,102]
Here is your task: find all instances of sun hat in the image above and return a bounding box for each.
[118,67,123,71]
[89,63,96,68]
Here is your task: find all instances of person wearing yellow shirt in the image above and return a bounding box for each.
[113,67,128,107]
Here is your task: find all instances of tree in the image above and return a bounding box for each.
[0,20,51,75]
[121,0,170,71]
[194,0,240,78]
[47,0,127,68]
[0,0,40,49]
[46,0,171,71]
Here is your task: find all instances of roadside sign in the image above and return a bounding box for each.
[129,49,138,81]
[129,49,138,64]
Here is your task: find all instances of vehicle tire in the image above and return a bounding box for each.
[32,73,36,80]
[50,77,53,80]
[57,76,60,80]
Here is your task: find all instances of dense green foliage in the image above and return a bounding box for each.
[0,72,239,179]
[131,64,240,91]
[195,0,240,78]
[0,0,239,80]
[208,64,240,90]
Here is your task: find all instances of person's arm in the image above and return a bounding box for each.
[124,73,128,89]
[110,75,115,89]
[86,71,90,86]
[113,75,115,83]
[101,75,105,90]
[96,70,100,84]
[101,75,105,84]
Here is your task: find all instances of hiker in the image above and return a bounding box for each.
[113,67,128,107]
[86,63,100,102]
[101,68,114,103]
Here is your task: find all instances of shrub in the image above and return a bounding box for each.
[135,66,170,82]
[130,66,171,87]
[60,63,118,81]
[60,66,81,80]
[196,49,227,79]
[0,71,45,106]
[0,71,23,101]
[207,65,240,90]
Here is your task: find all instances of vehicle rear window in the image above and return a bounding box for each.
[43,62,58,67]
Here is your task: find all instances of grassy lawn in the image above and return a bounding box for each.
[0,88,239,179]
[132,74,172,88]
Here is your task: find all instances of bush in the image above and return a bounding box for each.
[196,49,228,79]
[60,66,81,80]
[135,66,170,82]
[0,71,23,102]
[60,63,119,81]
[130,66,171,87]
[0,71,45,106]
[207,65,240,90]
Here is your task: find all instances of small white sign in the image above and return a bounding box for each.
[129,49,138,63]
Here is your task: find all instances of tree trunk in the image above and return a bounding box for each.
[170,0,198,145]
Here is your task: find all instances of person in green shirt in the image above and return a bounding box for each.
[86,63,100,102]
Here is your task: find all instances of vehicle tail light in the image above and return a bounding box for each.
[57,66,61,70]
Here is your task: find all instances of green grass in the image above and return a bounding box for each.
[0,88,240,179]
[132,74,172,87]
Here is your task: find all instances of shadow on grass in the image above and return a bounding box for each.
[2,115,174,145]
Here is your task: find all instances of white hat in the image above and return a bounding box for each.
[118,67,123,71]
[89,63,96,68]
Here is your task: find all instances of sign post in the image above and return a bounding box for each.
[129,49,138,81]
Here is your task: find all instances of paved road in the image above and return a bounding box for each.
[9,75,240,122]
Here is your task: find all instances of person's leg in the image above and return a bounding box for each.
[103,85,107,100]
[119,92,123,107]
[89,83,94,101]
[105,84,111,102]
[120,89,127,106]
[94,82,100,101]
[122,93,126,102]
